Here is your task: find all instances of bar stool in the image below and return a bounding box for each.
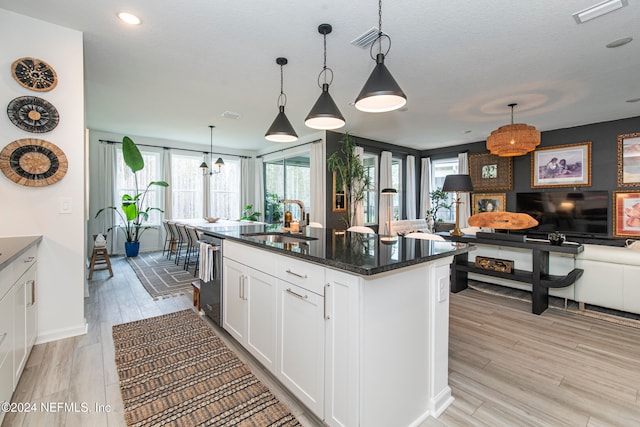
[88,234,113,279]
[162,220,176,258]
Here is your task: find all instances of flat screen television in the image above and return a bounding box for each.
[515,191,609,238]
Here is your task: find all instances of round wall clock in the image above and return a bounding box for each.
[7,96,60,133]
[11,57,58,92]
[0,138,68,187]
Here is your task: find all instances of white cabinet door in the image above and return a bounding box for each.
[223,258,246,343]
[277,281,325,417]
[0,291,14,419]
[324,269,360,427]
[245,268,277,372]
[13,279,27,386]
[25,269,37,350]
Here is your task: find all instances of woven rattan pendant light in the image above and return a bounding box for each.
[486,103,540,157]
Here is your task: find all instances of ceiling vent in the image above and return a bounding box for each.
[221,111,240,120]
[351,27,380,48]
[573,0,628,24]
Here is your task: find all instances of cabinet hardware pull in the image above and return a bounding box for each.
[285,269,307,279]
[239,276,243,299]
[242,275,248,300]
[27,280,35,306]
[286,288,308,300]
[324,283,330,320]
[24,256,35,263]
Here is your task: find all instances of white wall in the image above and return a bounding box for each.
[0,9,87,343]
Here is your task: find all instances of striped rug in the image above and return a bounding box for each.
[126,252,195,300]
[113,309,301,427]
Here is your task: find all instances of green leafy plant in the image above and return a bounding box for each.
[239,204,261,222]
[265,192,283,224]
[427,187,453,227]
[95,136,169,242]
[327,132,372,228]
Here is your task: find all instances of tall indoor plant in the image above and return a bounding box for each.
[327,133,372,228]
[95,136,169,257]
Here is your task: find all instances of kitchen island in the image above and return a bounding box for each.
[197,224,472,427]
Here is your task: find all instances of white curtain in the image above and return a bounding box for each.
[254,157,264,221]
[419,157,432,219]
[203,159,211,217]
[240,157,251,212]
[310,141,326,226]
[458,152,470,228]
[378,151,392,234]
[405,155,416,220]
[353,146,365,226]
[96,142,116,253]
[163,149,172,220]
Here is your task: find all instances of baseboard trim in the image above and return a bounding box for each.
[35,319,88,344]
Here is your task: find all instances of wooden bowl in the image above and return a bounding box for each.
[204,217,219,223]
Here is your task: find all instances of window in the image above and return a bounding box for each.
[390,157,402,220]
[363,153,378,225]
[264,150,311,223]
[210,158,240,220]
[171,153,203,219]
[115,147,163,225]
[430,157,458,223]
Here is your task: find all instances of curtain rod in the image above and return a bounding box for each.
[256,139,322,158]
[98,139,251,159]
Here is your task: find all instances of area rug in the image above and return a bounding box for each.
[112,309,301,427]
[126,252,194,300]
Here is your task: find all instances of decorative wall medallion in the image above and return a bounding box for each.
[7,96,60,133]
[0,138,68,187]
[11,57,58,92]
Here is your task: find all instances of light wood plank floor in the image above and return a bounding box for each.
[4,256,640,426]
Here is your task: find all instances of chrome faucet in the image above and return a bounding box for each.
[280,199,306,230]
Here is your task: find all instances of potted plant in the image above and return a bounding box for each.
[427,187,453,232]
[239,204,261,222]
[95,136,169,257]
[327,133,372,228]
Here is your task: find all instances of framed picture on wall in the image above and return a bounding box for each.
[613,191,640,237]
[531,142,592,188]
[617,132,640,187]
[471,193,506,214]
[469,153,512,191]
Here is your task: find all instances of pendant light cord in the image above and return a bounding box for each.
[378,0,383,55]
[278,63,287,108]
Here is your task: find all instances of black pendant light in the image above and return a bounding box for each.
[265,57,298,142]
[305,24,345,130]
[201,125,224,175]
[355,0,407,113]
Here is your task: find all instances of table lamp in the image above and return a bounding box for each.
[442,174,473,237]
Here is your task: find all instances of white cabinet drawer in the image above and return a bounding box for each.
[224,240,278,277]
[277,256,325,296]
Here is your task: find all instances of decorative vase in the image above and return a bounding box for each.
[427,215,435,233]
[125,241,140,257]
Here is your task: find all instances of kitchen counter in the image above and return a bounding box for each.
[197,224,472,276]
[0,235,42,272]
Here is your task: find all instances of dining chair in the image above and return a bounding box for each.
[404,232,445,241]
[347,226,376,234]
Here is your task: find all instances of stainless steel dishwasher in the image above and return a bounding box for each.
[199,234,223,326]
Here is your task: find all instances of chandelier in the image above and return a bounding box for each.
[486,103,540,157]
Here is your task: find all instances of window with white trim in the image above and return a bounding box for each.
[115,147,163,225]
[171,153,203,219]
[430,157,458,223]
[210,158,240,220]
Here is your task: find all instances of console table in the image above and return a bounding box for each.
[450,235,584,315]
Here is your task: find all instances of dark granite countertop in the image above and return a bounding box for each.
[197,224,473,276]
[0,235,42,272]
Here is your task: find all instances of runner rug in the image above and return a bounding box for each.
[112,309,301,427]
[126,252,194,300]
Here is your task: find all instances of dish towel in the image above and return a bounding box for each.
[198,242,218,282]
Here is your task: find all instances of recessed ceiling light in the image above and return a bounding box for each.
[626,98,640,103]
[606,37,633,48]
[221,111,241,120]
[573,0,628,24]
[117,12,142,25]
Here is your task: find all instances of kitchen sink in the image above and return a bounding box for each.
[241,232,317,244]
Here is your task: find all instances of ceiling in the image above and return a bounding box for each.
[1,0,639,153]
